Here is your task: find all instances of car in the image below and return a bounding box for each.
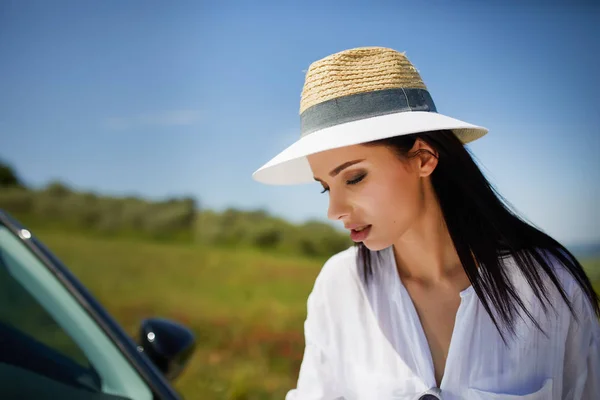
[0,209,197,400]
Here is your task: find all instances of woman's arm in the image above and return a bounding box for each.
[285,332,342,399]
[286,260,345,400]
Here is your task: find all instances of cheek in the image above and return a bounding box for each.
[372,174,421,232]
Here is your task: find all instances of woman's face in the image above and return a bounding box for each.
[307,141,434,251]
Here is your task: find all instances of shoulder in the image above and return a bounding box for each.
[504,248,598,327]
[316,246,358,282]
[308,245,362,306]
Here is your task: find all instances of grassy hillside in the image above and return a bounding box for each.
[32,228,325,399]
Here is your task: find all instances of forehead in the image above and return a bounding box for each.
[307,143,397,174]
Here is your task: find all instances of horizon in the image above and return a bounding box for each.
[1,1,598,247]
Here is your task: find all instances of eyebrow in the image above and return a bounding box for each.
[313,159,365,182]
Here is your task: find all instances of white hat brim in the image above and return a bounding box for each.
[252,111,488,185]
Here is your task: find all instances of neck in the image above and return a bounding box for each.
[392,183,462,285]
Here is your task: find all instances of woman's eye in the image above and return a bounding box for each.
[320,173,365,194]
[347,173,366,185]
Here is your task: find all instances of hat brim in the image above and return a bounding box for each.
[252,111,488,185]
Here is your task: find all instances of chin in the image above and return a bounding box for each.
[360,238,390,252]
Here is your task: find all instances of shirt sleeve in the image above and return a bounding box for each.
[562,285,600,399]
[285,272,345,400]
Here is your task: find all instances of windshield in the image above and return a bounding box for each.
[0,224,153,400]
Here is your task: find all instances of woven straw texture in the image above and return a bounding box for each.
[299,47,427,114]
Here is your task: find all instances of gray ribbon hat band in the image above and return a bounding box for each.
[300,87,438,137]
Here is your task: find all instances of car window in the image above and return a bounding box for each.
[0,226,153,400]
[0,248,102,391]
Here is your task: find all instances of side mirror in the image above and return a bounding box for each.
[138,318,196,381]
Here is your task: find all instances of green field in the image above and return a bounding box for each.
[22,229,600,400]
[33,229,325,400]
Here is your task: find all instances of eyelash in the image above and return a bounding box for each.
[320,173,367,193]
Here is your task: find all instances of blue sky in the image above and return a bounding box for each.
[1,1,599,246]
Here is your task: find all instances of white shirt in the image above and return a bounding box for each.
[285,245,600,400]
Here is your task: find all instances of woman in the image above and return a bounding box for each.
[252,47,599,399]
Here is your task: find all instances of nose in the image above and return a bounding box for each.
[327,190,351,221]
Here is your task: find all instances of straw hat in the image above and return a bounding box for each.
[252,46,488,185]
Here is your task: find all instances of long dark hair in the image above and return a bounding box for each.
[357,129,599,342]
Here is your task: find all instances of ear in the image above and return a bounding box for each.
[410,139,439,178]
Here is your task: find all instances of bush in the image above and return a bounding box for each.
[43,181,72,198]
[0,187,33,214]
[253,225,283,249]
[0,161,23,188]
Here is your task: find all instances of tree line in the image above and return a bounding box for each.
[0,161,352,258]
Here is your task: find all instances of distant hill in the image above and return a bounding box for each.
[567,243,600,259]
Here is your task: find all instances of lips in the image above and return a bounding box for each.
[349,224,372,242]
